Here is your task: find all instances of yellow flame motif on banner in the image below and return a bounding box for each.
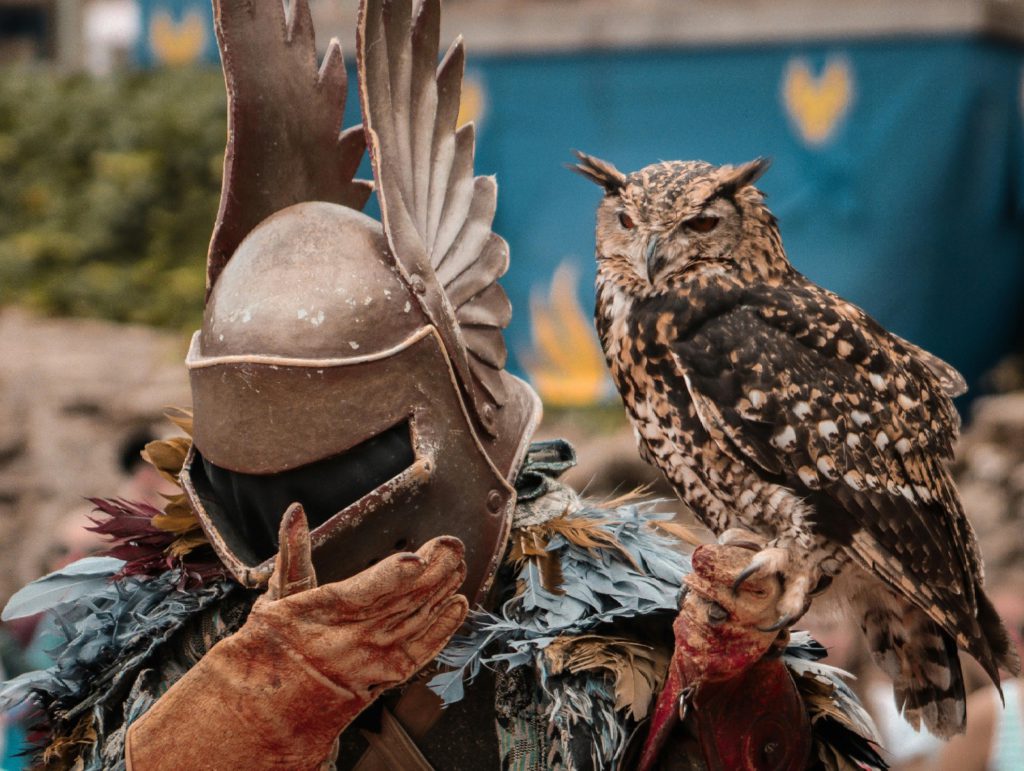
[150,10,207,66]
[524,262,613,407]
[782,56,854,146]
[458,76,485,129]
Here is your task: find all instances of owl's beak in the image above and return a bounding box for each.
[645,235,661,283]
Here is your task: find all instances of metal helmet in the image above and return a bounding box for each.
[180,0,540,604]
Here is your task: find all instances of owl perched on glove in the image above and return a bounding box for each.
[574,152,1019,738]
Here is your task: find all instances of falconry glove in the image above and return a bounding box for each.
[638,539,811,771]
[125,505,468,771]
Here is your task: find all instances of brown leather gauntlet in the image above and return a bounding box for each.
[638,541,811,771]
[125,505,468,771]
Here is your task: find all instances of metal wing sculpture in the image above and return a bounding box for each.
[208,0,372,292]
[358,0,513,435]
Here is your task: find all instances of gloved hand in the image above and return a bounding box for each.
[638,538,811,771]
[126,504,468,771]
[672,537,785,684]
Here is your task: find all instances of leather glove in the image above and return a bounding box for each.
[638,539,811,771]
[126,504,468,771]
[673,538,784,684]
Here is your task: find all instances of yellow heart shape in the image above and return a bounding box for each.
[783,57,854,146]
[150,10,207,67]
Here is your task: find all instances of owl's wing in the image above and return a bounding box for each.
[357,0,512,417]
[890,332,968,398]
[657,280,984,647]
[207,0,371,292]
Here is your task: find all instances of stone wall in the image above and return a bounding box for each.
[0,308,189,600]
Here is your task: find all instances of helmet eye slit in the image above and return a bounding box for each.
[200,419,416,565]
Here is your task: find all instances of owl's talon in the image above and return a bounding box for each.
[758,613,796,633]
[728,540,764,553]
[731,544,817,627]
[809,574,833,596]
[732,563,764,594]
[718,529,766,552]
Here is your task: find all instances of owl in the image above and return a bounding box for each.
[573,152,1019,738]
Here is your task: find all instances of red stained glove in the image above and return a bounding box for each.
[125,504,468,771]
[639,540,811,771]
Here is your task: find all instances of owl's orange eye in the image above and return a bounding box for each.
[685,215,720,233]
[618,212,635,229]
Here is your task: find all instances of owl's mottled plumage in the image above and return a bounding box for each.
[575,152,1019,738]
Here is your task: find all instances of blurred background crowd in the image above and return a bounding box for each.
[1,0,1023,768]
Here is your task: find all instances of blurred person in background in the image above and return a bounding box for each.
[0,431,164,770]
[42,430,167,573]
[114,429,179,512]
[934,577,1024,771]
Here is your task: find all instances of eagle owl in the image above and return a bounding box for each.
[574,152,1019,738]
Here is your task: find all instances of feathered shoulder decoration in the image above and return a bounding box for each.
[427,440,885,770]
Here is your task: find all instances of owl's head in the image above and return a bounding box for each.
[572,153,783,286]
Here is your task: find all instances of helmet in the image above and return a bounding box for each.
[179,0,540,603]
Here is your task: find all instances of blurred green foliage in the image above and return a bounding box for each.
[0,66,226,330]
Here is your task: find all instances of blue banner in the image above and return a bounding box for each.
[136,13,1024,405]
[451,39,1024,405]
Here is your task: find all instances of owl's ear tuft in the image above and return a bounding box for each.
[570,151,626,194]
[717,157,771,197]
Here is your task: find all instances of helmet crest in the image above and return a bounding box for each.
[207,0,372,293]
[183,0,541,600]
[358,0,513,436]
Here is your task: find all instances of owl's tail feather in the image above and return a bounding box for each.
[860,593,966,739]
[972,584,1021,687]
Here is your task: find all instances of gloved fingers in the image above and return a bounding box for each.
[401,593,469,666]
[413,535,465,567]
[383,558,467,637]
[336,594,468,696]
[342,535,465,614]
[285,536,465,621]
[376,536,468,626]
[366,593,469,689]
[370,538,467,631]
[403,536,467,601]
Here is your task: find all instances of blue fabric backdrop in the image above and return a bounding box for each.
[452,39,1024,398]
[136,6,1024,401]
